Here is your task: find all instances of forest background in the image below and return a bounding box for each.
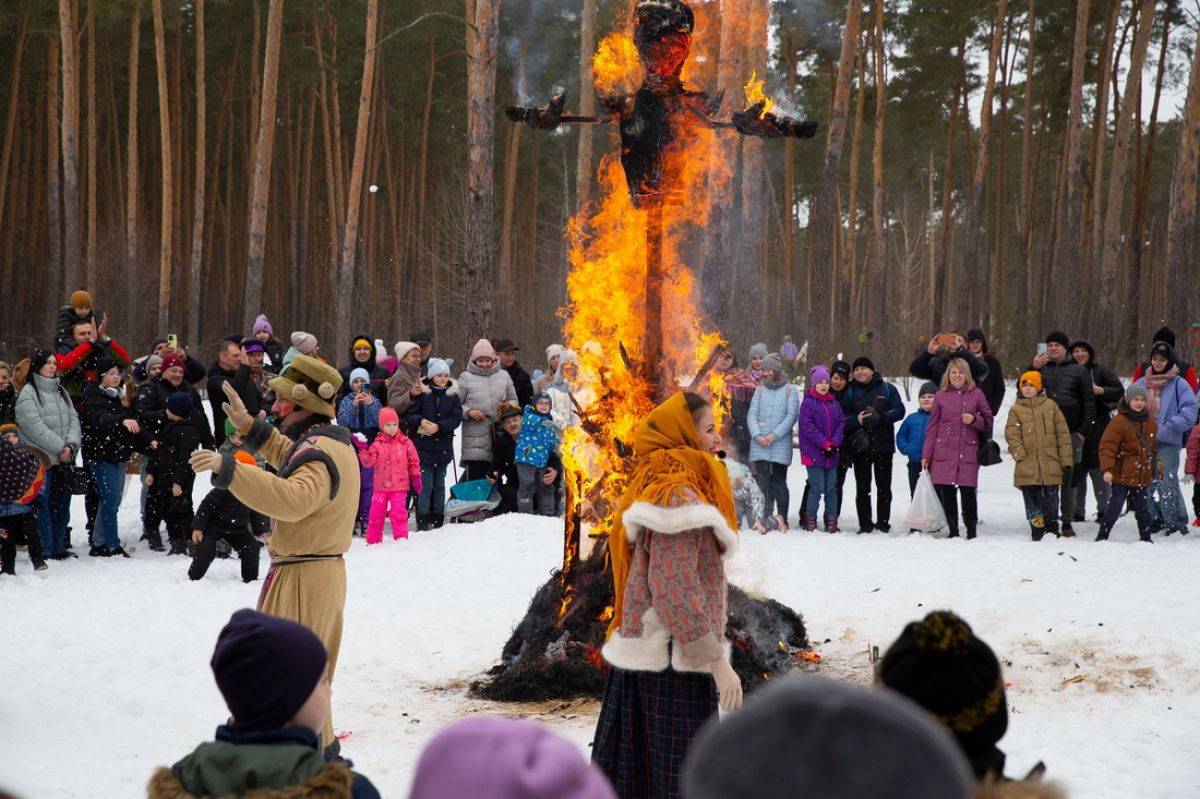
[1,0,1199,372]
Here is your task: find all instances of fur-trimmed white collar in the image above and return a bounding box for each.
[622,501,738,558]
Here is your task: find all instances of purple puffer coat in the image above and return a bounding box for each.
[797,390,846,468]
[921,386,993,488]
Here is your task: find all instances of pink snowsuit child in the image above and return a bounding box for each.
[358,407,421,543]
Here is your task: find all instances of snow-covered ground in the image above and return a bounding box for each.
[2,388,1199,798]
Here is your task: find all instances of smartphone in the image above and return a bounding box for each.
[167,333,179,350]
[1037,343,1048,355]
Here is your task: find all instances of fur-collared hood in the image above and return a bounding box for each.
[147,763,353,798]
[419,377,459,395]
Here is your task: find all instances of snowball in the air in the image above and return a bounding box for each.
[369,185,378,193]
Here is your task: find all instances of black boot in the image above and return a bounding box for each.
[965,521,977,540]
[947,528,960,538]
[1139,528,1155,543]
[146,530,165,552]
[167,537,188,556]
[416,513,431,532]
[1095,522,1112,542]
[433,512,445,529]
[1044,518,1061,539]
[1029,514,1046,542]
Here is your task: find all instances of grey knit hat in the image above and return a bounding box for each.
[762,353,784,375]
[919,381,939,398]
[748,343,769,360]
[683,676,972,799]
[1125,383,1148,404]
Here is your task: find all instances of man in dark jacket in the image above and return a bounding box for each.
[840,357,906,533]
[909,333,989,387]
[966,329,1005,416]
[1069,340,1123,523]
[136,354,215,448]
[337,334,390,402]
[208,338,263,447]
[495,339,534,408]
[1031,331,1095,536]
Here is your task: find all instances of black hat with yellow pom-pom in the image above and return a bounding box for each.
[878,610,1008,777]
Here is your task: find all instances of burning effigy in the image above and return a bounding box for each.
[475,0,817,702]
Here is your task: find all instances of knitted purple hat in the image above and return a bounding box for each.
[253,314,273,335]
[810,365,830,385]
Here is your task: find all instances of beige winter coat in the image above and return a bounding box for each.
[1004,396,1073,487]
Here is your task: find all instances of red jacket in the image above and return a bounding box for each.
[1185,425,1200,478]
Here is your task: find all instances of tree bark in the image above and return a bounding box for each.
[244,0,285,327]
[866,0,886,332]
[48,38,63,295]
[0,15,27,236]
[1165,8,1200,339]
[807,0,862,352]
[187,0,207,348]
[151,0,173,332]
[738,0,769,339]
[126,3,140,282]
[1054,0,1090,331]
[334,0,380,350]
[1098,0,1154,337]
[845,33,867,324]
[576,0,597,210]
[934,45,965,331]
[86,0,98,293]
[463,0,502,351]
[60,0,82,294]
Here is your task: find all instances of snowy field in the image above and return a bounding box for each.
[3,387,1200,798]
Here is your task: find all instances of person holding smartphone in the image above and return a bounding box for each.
[1028,331,1095,537]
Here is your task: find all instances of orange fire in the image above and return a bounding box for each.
[593,33,643,99]
[597,604,615,623]
[743,70,775,119]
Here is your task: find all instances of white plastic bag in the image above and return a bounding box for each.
[903,469,948,533]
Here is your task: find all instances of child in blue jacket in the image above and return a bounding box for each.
[515,392,560,515]
[896,382,937,497]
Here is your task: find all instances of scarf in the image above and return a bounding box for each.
[1144,363,1179,417]
[764,373,789,390]
[607,392,737,638]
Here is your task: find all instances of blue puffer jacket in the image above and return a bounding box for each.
[1136,374,1198,448]
[841,373,906,455]
[896,409,930,463]
[337,391,382,443]
[515,406,559,468]
[748,381,800,465]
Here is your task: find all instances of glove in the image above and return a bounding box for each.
[860,410,881,429]
[352,432,368,450]
[411,478,423,496]
[220,381,253,435]
[710,657,743,712]
[190,449,223,474]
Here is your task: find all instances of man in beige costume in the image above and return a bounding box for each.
[191,355,359,753]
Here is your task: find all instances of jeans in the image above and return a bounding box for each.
[90,461,127,549]
[753,462,790,521]
[906,462,922,498]
[1151,443,1189,531]
[516,463,556,515]
[1020,485,1061,525]
[418,463,448,514]
[935,484,978,536]
[37,467,73,556]
[1102,484,1153,534]
[805,466,838,518]
[852,453,893,530]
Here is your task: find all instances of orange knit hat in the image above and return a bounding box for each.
[1019,371,1042,392]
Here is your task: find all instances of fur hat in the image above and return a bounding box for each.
[852,356,875,372]
[1152,326,1176,349]
[682,676,972,799]
[94,357,119,378]
[160,354,185,373]
[878,611,1008,774]
[70,290,93,310]
[394,341,420,362]
[1125,383,1148,404]
[1044,331,1070,349]
[290,331,318,355]
[545,344,566,362]
[379,407,400,427]
[830,360,852,380]
[210,609,327,733]
[919,381,939,398]
[810,365,830,384]
[427,358,451,379]
[471,338,497,363]
[409,716,617,799]
[1019,371,1042,392]
[165,392,193,418]
[348,368,370,387]
[748,342,769,360]
[268,354,342,418]
[762,353,784,374]
[253,314,273,336]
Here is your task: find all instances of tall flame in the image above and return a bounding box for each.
[743,69,775,119]
[593,33,643,99]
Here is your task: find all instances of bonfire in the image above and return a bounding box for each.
[476,0,819,702]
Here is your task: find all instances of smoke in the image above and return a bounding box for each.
[772,0,842,58]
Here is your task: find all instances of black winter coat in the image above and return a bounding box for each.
[148,417,203,491]
[337,333,391,402]
[978,354,1006,416]
[81,382,150,463]
[841,373,906,455]
[0,385,15,425]
[909,347,990,386]
[136,378,214,449]
[131,353,207,386]
[406,382,463,467]
[193,487,271,538]
[207,362,261,446]
[504,362,535,409]
[1032,358,1095,436]
[1070,341,1124,471]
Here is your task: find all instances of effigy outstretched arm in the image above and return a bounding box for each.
[505,90,617,130]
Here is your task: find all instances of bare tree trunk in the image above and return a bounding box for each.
[1085,0,1119,281]
[126,4,140,281]
[1098,0,1154,337]
[1054,0,1091,330]
[60,0,82,293]
[243,0,284,327]
[463,0,502,350]
[808,0,862,352]
[782,30,798,324]
[0,16,27,234]
[962,0,1007,327]
[151,0,173,331]
[934,45,965,330]
[867,0,886,332]
[417,33,437,281]
[187,0,207,348]
[845,35,867,323]
[1016,0,1036,312]
[739,0,769,336]
[1165,10,1200,336]
[48,38,63,294]
[85,0,98,293]
[576,0,597,210]
[334,0,380,350]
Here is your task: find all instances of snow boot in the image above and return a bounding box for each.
[824,515,840,534]
[946,526,960,539]
[145,530,165,552]
[1029,514,1046,542]
[875,521,891,533]
[88,544,110,557]
[416,513,431,532]
[432,512,445,529]
[801,514,818,532]
[1044,519,1061,539]
[965,520,978,540]
[1139,529,1155,543]
[167,536,188,556]
[1060,523,1076,538]
[109,545,131,558]
[32,558,48,571]
[0,561,13,576]
[1094,522,1113,542]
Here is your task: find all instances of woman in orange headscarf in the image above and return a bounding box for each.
[591,391,741,799]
